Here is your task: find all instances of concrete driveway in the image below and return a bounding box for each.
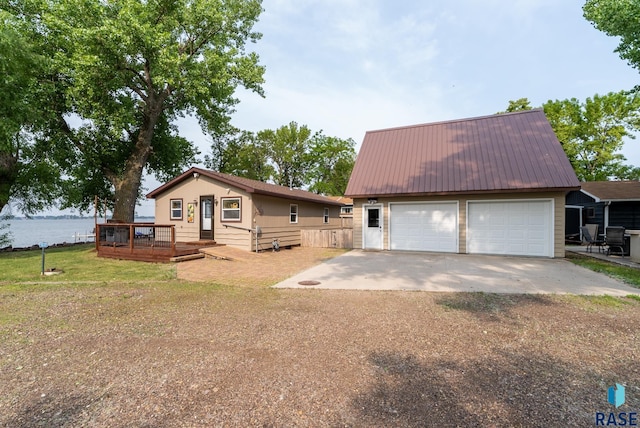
[273,250,640,295]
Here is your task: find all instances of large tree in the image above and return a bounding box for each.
[584,0,640,77]
[306,135,356,195]
[0,8,64,220]
[2,0,265,222]
[209,123,356,195]
[257,122,315,188]
[499,92,640,181]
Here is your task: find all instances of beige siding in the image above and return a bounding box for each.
[252,195,343,251]
[152,175,254,251]
[152,176,344,252]
[353,192,566,257]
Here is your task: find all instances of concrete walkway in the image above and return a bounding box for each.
[273,250,640,295]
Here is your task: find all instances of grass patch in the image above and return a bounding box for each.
[0,244,176,284]
[566,252,640,289]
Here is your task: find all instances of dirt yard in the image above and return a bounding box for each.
[1,247,639,427]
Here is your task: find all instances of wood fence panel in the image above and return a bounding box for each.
[301,229,353,249]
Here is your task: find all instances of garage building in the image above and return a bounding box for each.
[345,110,580,257]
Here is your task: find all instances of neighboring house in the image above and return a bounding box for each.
[147,167,344,252]
[566,181,640,236]
[344,109,580,258]
[326,196,354,228]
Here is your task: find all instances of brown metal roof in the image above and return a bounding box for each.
[580,181,640,201]
[147,167,343,206]
[345,109,580,197]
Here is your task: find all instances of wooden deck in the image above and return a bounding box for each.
[96,223,216,262]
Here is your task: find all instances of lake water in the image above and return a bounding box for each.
[2,218,154,248]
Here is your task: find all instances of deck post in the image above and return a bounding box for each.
[171,226,176,256]
[95,224,100,252]
[129,224,134,254]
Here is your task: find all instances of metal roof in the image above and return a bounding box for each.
[147,167,343,206]
[345,109,580,197]
[579,181,640,202]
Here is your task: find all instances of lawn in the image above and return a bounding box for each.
[0,244,176,284]
[567,251,640,288]
[0,246,638,426]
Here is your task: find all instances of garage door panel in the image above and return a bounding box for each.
[468,201,552,257]
[391,203,458,252]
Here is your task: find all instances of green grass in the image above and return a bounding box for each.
[0,244,176,284]
[566,252,640,289]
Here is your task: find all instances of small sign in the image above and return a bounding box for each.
[39,242,48,249]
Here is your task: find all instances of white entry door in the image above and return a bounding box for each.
[363,205,383,249]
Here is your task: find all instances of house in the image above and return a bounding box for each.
[566,181,640,237]
[344,109,580,258]
[146,167,344,252]
[326,196,354,228]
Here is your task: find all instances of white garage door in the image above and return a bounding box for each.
[467,200,553,257]
[390,203,458,252]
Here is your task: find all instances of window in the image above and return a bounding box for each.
[367,208,380,227]
[586,207,595,219]
[323,207,329,224]
[290,204,298,223]
[221,197,241,221]
[170,199,183,220]
[341,206,353,215]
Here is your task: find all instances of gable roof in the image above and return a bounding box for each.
[579,181,640,202]
[345,109,580,198]
[147,167,343,206]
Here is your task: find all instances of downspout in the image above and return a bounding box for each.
[604,201,611,231]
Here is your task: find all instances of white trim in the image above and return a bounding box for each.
[388,201,459,253]
[466,198,554,257]
[579,189,600,202]
[289,204,298,224]
[362,203,384,250]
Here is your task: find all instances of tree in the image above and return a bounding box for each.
[257,122,315,188]
[307,136,356,195]
[208,123,356,194]
[0,8,64,220]
[2,0,265,222]
[543,92,640,181]
[207,128,273,182]
[497,98,533,113]
[500,93,640,181]
[584,1,640,76]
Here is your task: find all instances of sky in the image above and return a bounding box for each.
[20,0,640,217]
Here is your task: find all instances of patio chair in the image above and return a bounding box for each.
[580,226,605,253]
[605,226,626,257]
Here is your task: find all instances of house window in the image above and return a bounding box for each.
[586,207,595,219]
[290,204,298,223]
[341,206,353,215]
[221,197,241,221]
[170,199,183,220]
[323,207,329,224]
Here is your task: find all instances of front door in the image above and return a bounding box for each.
[199,196,213,240]
[363,205,383,249]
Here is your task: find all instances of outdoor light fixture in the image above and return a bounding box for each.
[192,199,198,207]
[368,198,378,204]
[193,172,200,179]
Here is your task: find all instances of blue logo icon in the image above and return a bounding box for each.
[608,383,625,408]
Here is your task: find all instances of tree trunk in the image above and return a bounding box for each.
[0,151,19,215]
[110,109,160,223]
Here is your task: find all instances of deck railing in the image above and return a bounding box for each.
[96,223,176,259]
